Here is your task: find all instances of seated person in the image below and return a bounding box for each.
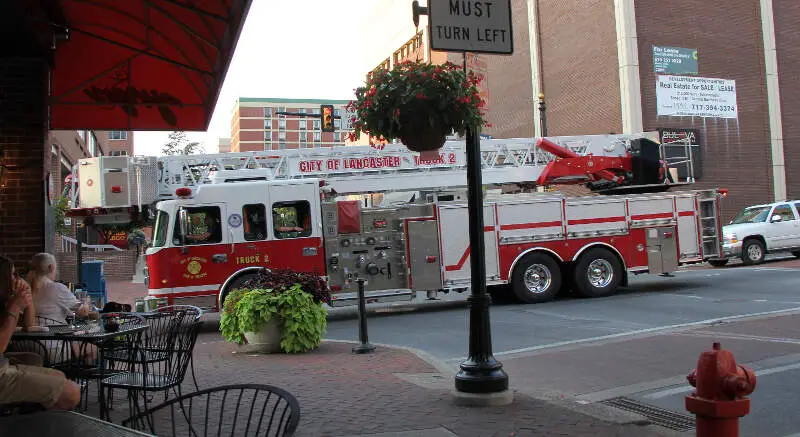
[273,210,304,237]
[0,255,81,411]
[25,253,95,364]
[185,214,222,244]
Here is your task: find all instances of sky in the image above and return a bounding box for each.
[134,0,372,156]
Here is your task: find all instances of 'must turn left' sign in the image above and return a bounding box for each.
[428,0,514,54]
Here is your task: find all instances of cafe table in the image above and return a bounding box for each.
[0,410,155,436]
[11,315,148,419]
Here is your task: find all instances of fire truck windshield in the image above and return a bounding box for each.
[152,210,169,248]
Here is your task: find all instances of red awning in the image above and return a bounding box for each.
[37,0,252,131]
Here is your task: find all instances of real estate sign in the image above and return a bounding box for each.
[656,75,738,119]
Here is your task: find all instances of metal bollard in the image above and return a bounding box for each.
[352,278,375,354]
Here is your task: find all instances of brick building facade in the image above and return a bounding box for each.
[361,0,797,220]
[230,98,354,152]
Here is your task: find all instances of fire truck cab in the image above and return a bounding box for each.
[146,179,326,310]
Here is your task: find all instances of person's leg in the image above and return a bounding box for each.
[0,364,80,410]
[6,351,44,367]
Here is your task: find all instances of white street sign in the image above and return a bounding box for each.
[428,0,513,54]
[342,107,356,131]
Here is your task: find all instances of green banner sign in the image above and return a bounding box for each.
[653,46,698,75]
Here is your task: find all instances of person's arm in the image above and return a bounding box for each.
[0,279,32,352]
[56,283,88,318]
[21,301,35,330]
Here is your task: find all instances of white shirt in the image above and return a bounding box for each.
[33,280,80,325]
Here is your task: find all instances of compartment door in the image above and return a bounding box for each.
[407,220,443,291]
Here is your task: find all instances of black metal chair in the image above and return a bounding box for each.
[5,340,50,367]
[122,384,300,437]
[153,305,204,390]
[101,320,201,420]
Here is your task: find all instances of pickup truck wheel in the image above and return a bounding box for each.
[573,248,622,298]
[708,259,729,268]
[741,240,766,265]
[792,251,800,259]
[511,253,562,304]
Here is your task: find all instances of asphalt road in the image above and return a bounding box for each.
[326,262,800,437]
[326,264,800,360]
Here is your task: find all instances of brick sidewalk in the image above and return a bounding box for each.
[80,334,665,436]
[181,337,660,436]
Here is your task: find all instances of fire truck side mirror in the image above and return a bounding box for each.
[178,208,189,245]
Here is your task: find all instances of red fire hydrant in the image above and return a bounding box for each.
[686,342,757,437]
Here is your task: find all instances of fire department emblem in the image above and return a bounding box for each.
[187,260,202,275]
[180,256,208,279]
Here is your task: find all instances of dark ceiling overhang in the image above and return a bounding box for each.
[21,0,252,131]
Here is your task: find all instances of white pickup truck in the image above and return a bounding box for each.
[711,200,800,266]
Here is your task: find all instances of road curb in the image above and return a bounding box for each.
[197,298,468,334]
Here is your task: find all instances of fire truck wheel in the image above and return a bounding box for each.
[511,253,562,304]
[793,251,800,259]
[220,273,258,309]
[573,248,622,298]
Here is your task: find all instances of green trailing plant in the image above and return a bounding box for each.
[53,196,71,235]
[220,273,330,353]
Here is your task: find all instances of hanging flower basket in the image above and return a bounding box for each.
[347,60,487,153]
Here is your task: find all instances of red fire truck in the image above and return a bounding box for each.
[67,133,723,311]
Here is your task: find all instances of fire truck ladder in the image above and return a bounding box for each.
[151,133,658,200]
[70,132,679,212]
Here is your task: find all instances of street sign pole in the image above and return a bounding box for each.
[415,1,513,395]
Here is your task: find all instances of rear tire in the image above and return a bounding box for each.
[708,259,729,268]
[791,251,800,259]
[573,248,623,298]
[741,239,766,265]
[511,253,562,304]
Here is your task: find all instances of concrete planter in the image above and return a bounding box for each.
[242,318,282,354]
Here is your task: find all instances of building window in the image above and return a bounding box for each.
[313,132,321,142]
[264,107,272,117]
[314,143,321,149]
[265,141,272,150]
[298,120,307,130]
[334,132,341,142]
[279,142,286,150]
[300,131,307,142]
[108,131,128,140]
[109,150,128,156]
[278,106,286,113]
[298,108,306,114]
[334,108,341,117]
[264,120,272,130]
[279,119,286,130]
[264,131,272,141]
[334,119,341,129]
[279,131,286,141]
[87,131,98,157]
[313,119,320,130]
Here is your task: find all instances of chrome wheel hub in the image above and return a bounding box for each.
[587,259,613,288]
[747,244,762,261]
[523,264,552,294]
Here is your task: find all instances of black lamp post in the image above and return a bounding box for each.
[538,93,547,137]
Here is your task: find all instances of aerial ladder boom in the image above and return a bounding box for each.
[67,132,696,218]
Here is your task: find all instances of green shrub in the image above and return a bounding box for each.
[220,284,327,353]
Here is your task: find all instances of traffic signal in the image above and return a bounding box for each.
[321,104,335,132]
